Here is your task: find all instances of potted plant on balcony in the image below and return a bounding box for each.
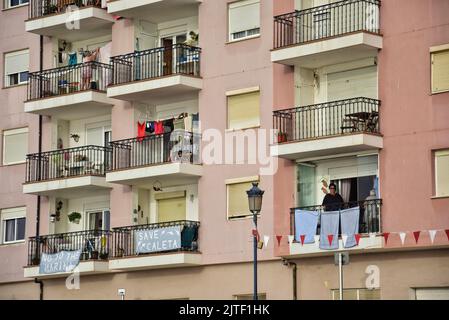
[277,131,288,143]
[68,211,82,224]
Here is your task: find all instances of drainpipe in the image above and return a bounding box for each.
[282,258,298,300]
[34,34,44,301]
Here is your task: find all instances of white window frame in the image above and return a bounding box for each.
[4,49,29,87]
[2,127,28,166]
[1,207,26,245]
[4,0,29,10]
[435,149,449,197]
[228,0,261,42]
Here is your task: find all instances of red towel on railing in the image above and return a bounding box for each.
[154,121,164,135]
[137,121,146,142]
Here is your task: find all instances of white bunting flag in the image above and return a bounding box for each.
[369,233,376,240]
[263,235,270,248]
[314,235,320,244]
[288,235,294,245]
[341,234,348,247]
[399,232,407,245]
[429,230,437,244]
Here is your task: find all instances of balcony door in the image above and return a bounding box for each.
[161,34,187,76]
[87,209,110,231]
[155,191,186,223]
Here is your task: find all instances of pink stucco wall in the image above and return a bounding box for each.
[378,0,449,247]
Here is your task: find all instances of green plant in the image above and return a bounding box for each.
[68,211,82,223]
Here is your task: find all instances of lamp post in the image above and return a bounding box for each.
[246,182,264,301]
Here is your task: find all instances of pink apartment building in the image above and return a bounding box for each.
[0,0,448,300]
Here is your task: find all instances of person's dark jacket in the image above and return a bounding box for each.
[322,193,344,211]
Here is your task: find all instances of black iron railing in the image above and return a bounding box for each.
[290,199,382,238]
[27,61,112,101]
[28,229,111,266]
[25,145,110,183]
[111,220,200,258]
[110,44,201,85]
[273,97,380,143]
[273,0,380,49]
[29,0,103,19]
[108,131,200,171]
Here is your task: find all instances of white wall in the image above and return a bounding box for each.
[68,114,111,148]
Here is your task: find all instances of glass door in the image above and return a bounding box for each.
[297,164,316,207]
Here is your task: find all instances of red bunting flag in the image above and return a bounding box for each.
[413,231,421,244]
[383,232,390,244]
[327,234,334,246]
[445,230,449,241]
[355,234,361,245]
[300,235,306,246]
[276,235,282,246]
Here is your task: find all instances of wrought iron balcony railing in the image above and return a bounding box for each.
[290,199,382,238]
[110,44,201,86]
[29,0,103,20]
[111,220,200,258]
[27,229,111,266]
[27,61,112,101]
[25,145,110,183]
[273,97,380,143]
[108,131,200,171]
[273,0,381,49]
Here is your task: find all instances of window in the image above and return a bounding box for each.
[233,293,266,300]
[4,0,29,9]
[227,90,260,130]
[331,288,380,300]
[431,48,449,93]
[228,0,260,41]
[435,150,449,197]
[226,177,259,219]
[414,288,449,300]
[2,127,28,165]
[4,49,29,87]
[1,207,26,244]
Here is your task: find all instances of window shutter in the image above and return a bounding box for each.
[157,196,186,222]
[227,181,256,218]
[432,50,449,93]
[227,91,260,130]
[3,128,28,165]
[435,150,449,196]
[5,50,29,76]
[229,0,260,34]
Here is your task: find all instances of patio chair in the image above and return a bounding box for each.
[365,111,379,133]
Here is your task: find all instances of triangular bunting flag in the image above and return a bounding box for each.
[445,230,449,241]
[369,233,376,240]
[413,231,420,244]
[383,232,390,244]
[263,235,269,248]
[429,230,437,244]
[276,235,282,246]
[399,232,407,245]
[300,235,306,246]
[288,235,294,245]
[327,234,334,246]
[314,235,320,243]
[341,234,348,247]
[355,234,361,246]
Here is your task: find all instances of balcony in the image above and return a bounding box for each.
[26,0,114,41]
[107,0,201,21]
[23,145,113,198]
[107,44,202,104]
[109,220,201,271]
[287,199,382,257]
[106,132,202,187]
[272,0,382,68]
[24,229,110,279]
[271,97,383,160]
[25,62,114,120]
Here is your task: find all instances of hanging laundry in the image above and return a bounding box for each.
[154,121,164,135]
[192,113,199,133]
[99,42,112,65]
[319,211,340,250]
[162,118,174,133]
[184,114,193,132]
[68,52,77,66]
[340,206,360,248]
[174,117,185,130]
[145,121,155,134]
[137,121,146,141]
[295,209,320,244]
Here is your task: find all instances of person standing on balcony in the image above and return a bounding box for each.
[322,183,344,211]
[81,48,100,90]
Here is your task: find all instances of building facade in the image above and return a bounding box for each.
[0,0,448,300]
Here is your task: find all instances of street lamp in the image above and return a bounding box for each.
[246,182,264,301]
